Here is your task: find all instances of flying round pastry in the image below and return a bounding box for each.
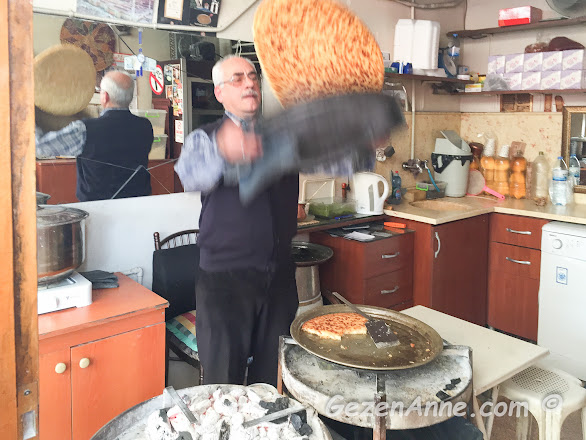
[253,0,384,108]
[34,44,96,116]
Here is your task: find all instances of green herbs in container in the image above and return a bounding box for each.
[307,197,356,219]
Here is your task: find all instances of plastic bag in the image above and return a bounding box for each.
[483,74,509,92]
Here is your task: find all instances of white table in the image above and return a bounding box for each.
[402,306,549,440]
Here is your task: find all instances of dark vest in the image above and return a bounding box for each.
[77,110,153,202]
[198,116,299,272]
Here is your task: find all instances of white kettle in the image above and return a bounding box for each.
[352,172,389,215]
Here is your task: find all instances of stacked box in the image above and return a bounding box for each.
[522,72,541,90]
[487,55,506,74]
[505,53,524,73]
[560,70,586,89]
[542,51,563,71]
[563,50,586,70]
[523,52,543,72]
[540,71,562,90]
[504,73,522,90]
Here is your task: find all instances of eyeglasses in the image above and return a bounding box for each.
[219,71,259,87]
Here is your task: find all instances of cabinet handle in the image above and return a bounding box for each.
[506,228,531,235]
[381,252,400,259]
[381,286,399,295]
[506,257,531,265]
[55,363,67,374]
[434,232,441,259]
[79,358,91,369]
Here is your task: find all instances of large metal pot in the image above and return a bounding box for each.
[37,205,89,285]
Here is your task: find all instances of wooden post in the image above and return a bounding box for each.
[0,0,38,438]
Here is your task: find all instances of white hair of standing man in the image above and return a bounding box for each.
[100,70,135,107]
[212,55,256,87]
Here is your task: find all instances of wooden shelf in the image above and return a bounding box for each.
[445,88,586,96]
[384,72,472,84]
[448,16,586,39]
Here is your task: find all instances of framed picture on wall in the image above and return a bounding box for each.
[157,0,222,28]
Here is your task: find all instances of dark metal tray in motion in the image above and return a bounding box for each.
[290,304,443,370]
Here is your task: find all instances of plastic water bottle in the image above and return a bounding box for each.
[550,156,569,205]
[448,33,460,58]
[569,154,581,187]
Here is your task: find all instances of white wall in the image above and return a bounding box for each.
[68,192,201,289]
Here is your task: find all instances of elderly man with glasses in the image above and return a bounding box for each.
[176,55,299,386]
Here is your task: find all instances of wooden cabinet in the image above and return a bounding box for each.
[310,229,414,310]
[38,274,168,440]
[36,159,178,204]
[488,213,549,340]
[402,215,489,326]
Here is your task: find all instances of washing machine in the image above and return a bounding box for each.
[538,221,586,380]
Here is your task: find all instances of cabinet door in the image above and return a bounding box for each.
[70,323,165,440]
[39,349,72,440]
[431,215,489,326]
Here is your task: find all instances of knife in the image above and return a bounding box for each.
[242,405,307,428]
[164,386,197,424]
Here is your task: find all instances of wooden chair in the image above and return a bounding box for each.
[152,230,203,385]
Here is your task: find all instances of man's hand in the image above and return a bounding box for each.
[216,119,262,164]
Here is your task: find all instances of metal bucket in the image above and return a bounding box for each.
[292,242,333,314]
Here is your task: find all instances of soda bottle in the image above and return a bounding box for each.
[391,171,402,201]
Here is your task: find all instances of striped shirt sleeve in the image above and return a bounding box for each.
[35,120,87,159]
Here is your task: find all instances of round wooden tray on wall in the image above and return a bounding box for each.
[60,19,116,72]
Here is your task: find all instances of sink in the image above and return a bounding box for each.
[409,200,472,212]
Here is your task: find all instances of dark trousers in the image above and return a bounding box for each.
[195,265,298,386]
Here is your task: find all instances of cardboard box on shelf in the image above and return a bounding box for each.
[504,73,523,90]
[498,6,542,27]
[487,55,506,74]
[523,52,543,72]
[540,71,562,90]
[560,70,586,90]
[521,72,541,90]
[505,53,524,73]
[563,50,586,71]
[542,51,563,71]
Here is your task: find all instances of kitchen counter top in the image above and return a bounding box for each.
[384,196,586,225]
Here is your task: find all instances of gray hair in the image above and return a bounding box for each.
[100,70,134,107]
[212,55,256,87]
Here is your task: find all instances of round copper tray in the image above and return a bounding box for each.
[290,304,443,370]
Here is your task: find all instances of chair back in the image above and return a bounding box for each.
[152,230,200,319]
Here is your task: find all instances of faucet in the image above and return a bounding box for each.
[402,159,424,175]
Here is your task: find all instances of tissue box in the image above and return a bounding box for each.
[498,6,542,26]
[542,51,563,71]
[563,50,586,70]
[521,72,541,90]
[504,73,523,90]
[487,55,506,74]
[465,83,483,93]
[560,70,586,89]
[523,52,543,72]
[505,53,524,73]
[540,71,561,90]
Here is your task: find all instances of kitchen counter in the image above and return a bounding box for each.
[384,196,586,225]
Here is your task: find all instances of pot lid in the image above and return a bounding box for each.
[291,242,333,267]
[36,205,89,227]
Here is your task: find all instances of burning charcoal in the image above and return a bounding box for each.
[451,378,461,385]
[219,420,230,440]
[259,397,289,413]
[176,433,193,440]
[223,398,232,406]
[158,409,168,423]
[290,413,303,431]
[444,383,456,390]
[436,390,450,401]
[299,423,313,436]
